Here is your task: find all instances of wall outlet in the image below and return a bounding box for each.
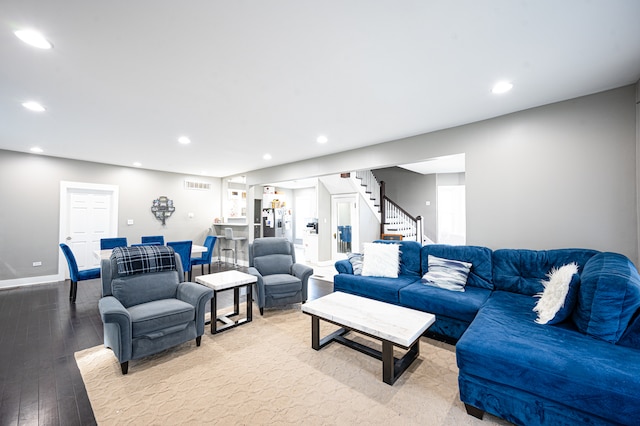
[127,219,134,225]
[33,261,42,267]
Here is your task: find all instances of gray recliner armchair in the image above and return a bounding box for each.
[98,245,213,374]
[248,237,313,315]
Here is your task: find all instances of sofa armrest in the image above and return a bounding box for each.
[335,259,353,274]
[292,263,314,302]
[98,296,132,362]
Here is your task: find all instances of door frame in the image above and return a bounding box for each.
[58,181,119,280]
[331,193,359,260]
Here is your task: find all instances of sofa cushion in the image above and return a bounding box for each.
[347,252,364,275]
[112,271,180,308]
[399,282,491,323]
[572,252,640,343]
[362,242,400,278]
[129,299,194,338]
[533,263,580,325]
[422,245,493,290]
[422,255,472,292]
[333,273,419,304]
[456,290,640,424]
[492,248,598,295]
[374,240,422,277]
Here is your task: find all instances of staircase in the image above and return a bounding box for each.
[354,170,426,243]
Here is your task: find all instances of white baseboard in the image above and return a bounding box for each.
[0,274,63,290]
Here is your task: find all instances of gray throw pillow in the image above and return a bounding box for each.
[347,252,364,275]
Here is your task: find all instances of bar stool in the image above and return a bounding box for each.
[221,227,245,267]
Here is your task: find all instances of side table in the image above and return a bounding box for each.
[196,270,257,334]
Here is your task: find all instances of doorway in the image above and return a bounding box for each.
[437,185,466,245]
[331,194,359,260]
[59,181,119,278]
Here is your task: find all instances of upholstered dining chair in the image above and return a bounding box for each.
[100,237,128,250]
[167,240,193,281]
[190,235,217,276]
[99,245,212,374]
[141,235,164,245]
[59,243,101,302]
[248,237,313,315]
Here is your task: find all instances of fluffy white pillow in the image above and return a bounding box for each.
[422,255,472,292]
[534,262,580,325]
[361,243,400,278]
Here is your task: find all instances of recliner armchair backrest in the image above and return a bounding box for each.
[101,249,184,307]
[249,238,295,276]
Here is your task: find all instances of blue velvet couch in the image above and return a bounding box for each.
[334,241,640,425]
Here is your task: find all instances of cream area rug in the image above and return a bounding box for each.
[76,305,510,425]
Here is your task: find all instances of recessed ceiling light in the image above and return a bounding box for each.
[317,135,328,144]
[14,29,53,49]
[30,146,43,153]
[178,136,191,145]
[22,101,46,112]
[492,81,513,94]
[263,153,272,160]
[133,162,142,167]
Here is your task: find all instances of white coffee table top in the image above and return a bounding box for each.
[196,270,257,291]
[302,291,435,348]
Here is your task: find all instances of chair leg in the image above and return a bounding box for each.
[71,281,78,303]
[69,280,73,299]
[260,307,264,316]
[196,336,202,346]
[120,361,129,375]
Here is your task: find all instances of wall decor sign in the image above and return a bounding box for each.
[151,196,175,225]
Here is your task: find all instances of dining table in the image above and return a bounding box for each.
[95,244,207,261]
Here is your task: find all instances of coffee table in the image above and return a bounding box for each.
[196,270,257,334]
[301,291,435,385]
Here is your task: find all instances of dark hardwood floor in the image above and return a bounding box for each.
[0,263,333,425]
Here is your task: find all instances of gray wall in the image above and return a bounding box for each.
[0,150,221,286]
[244,85,639,264]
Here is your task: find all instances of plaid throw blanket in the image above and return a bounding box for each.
[112,245,177,276]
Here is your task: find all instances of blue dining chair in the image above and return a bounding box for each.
[167,240,193,281]
[100,237,128,249]
[191,235,217,276]
[59,243,101,302]
[141,235,164,245]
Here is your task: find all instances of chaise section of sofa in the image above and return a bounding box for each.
[399,244,493,340]
[457,250,640,425]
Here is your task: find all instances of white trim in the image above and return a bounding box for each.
[58,181,119,281]
[0,274,61,290]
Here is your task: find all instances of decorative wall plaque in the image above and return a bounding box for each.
[151,196,175,225]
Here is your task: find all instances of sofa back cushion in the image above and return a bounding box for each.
[112,270,181,308]
[422,245,493,290]
[572,252,640,343]
[492,248,598,296]
[373,240,422,277]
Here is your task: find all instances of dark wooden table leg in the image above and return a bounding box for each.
[211,292,217,334]
[382,340,395,385]
[311,316,321,350]
[246,283,253,322]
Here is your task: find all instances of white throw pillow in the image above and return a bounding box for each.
[361,243,400,278]
[422,255,472,292]
[533,262,580,325]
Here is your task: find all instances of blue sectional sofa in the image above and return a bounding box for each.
[334,241,640,425]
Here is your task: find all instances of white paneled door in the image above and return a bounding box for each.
[59,182,119,277]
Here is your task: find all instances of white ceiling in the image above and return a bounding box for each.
[1,1,639,178]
